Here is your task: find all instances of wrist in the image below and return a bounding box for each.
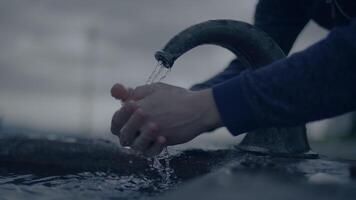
[191,89,223,132]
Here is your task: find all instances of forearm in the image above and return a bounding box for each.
[213,19,356,135]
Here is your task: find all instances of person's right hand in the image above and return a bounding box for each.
[110,83,222,157]
[111,83,167,157]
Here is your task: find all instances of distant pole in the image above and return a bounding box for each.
[79,27,99,136]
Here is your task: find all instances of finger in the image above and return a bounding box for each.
[144,136,166,157]
[120,108,147,146]
[132,85,154,100]
[111,83,130,101]
[131,122,158,152]
[111,101,137,136]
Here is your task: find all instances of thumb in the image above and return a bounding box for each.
[111,83,131,101]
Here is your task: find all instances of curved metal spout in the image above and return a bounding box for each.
[155,20,317,158]
[155,20,284,69]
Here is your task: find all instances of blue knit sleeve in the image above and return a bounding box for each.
[212,19,356,136]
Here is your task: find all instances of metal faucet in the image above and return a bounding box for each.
[155,20,317,158]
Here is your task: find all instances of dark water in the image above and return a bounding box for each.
[0,133,355,199]
[0,171,172,199]
[0,134,233,200]
[0,150,231,200]
[1,151,353,200]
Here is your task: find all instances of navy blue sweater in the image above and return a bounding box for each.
[212,19,356,135]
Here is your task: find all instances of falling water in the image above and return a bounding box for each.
[145,61,174,186]
[146,61,171,84]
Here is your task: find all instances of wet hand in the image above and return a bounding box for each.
[110,83,166,157]
[110,83,222,157]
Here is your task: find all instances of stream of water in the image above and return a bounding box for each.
[145,61,174,187]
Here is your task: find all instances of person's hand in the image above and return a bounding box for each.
[110,82,222,157]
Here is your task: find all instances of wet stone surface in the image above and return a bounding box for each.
[0,134,234,199]
[162,153,356,200]
[0,133,355,199]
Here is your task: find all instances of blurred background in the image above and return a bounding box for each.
[0,0,355,158]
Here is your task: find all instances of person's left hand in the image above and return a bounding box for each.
[110,82,222,157]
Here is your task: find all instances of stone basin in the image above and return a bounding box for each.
[0,132,355,199]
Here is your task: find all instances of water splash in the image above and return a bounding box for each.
[145,61,174,186]
[150,148,175,187]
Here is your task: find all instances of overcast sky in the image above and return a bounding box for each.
[0,0,331,141]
